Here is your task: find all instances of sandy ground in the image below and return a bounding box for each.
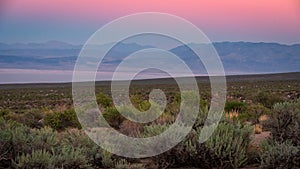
[251,131,271,147]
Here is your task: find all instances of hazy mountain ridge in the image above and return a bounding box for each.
[0,41,299,73]
[0,40,81,50]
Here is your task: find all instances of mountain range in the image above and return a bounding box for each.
[0,41,299,74]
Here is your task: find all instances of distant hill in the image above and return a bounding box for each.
[0,40,81,50]
[0,41,299,74]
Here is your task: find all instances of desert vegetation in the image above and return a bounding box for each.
[0,75,299,168]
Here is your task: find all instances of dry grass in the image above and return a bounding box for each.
[225,110,239,120]
[254,124,263,134]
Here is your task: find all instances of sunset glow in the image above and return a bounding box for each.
[0,0,299,44]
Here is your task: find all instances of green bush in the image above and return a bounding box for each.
[193,101,209,129]
[0,109,10,117]
[13,149,54,169]
[225,101,247,112]
[101,148,115,168]
[143,123,169,137]
[243,104,270,123]
[13,147,92,169]
[143,121,253,169]
[0,118,102,168]
[0,118,35,167]
[0,123,13,168]
[254,92,284,109]
[102,107,125,129]
[144,126,200,168]
[260,140,299,169]
[3,110,44,129]
[96,93,112,108]
[10,122,34,156]
[44,109,81,130]
[54,146,91,169]
[142,122,201,168]
[30,127,59,153]
[130,94,150,111]
[22,110,44,128]
[204,122,253,168]
[264,99,300,145]
[60,129,102,168]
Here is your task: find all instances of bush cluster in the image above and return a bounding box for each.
[260,99,300,168]
[144,121,253,168]
[263,99,300,145]
[44,109,82,130]
[2,91,298,168]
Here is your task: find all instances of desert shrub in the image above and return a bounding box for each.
[0,118,53,157]
[0,118,33,167]
[145,126,200,168]
[13,147,91,169]
[10,122,35,156]
[164,93,181,116]
[0,118,103,168]
[115,159,130,169]
[193,102,209,129]
[23,127,59,155]
[44,109,81,130]
[174,93,181,104]
[9,125,59,157]
[3,112,22,124]
[244,104,270,124]
[143,123,169,137]
[3,111,44,128]
[165,101,180,116]
[22,110,44,128]
[204,122,253,168]
[102,107,125,129]
[264,99,300,145]
[54,146,91,169]
[96,93,112,108]
[13,149,54,169]
[115,159,146,169]
[130,94,151,111]
[0,109,10,117]
[101,148,115,168]
[119,120,143,137]
[246,145,261,166]
[117,101,163,126]
[60,129,102,167]
[225,101,247,112]
[152,113,175,125]
[150,120,252,168]
[238,111,252,122]
[0,122,13,168]
[145,102,253,168]
[142,123,211,168]
[260,140,300,169]
[254,91,284,109]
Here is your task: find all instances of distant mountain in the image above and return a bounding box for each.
[171,42,300,73]
[0,41,299,74]
[214,42,300,73]
[0,40,81,50]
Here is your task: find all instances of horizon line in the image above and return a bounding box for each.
[1,40,300,46]
[0,71,299,85]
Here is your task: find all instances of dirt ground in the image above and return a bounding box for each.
[251,131,271,147]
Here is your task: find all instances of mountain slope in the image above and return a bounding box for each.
[0,41,299,74]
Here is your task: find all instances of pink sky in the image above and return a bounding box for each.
[1,0,300,44]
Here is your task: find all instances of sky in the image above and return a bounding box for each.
[0,0,300,44]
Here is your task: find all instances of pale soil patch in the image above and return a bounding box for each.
[251,131,271,147]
